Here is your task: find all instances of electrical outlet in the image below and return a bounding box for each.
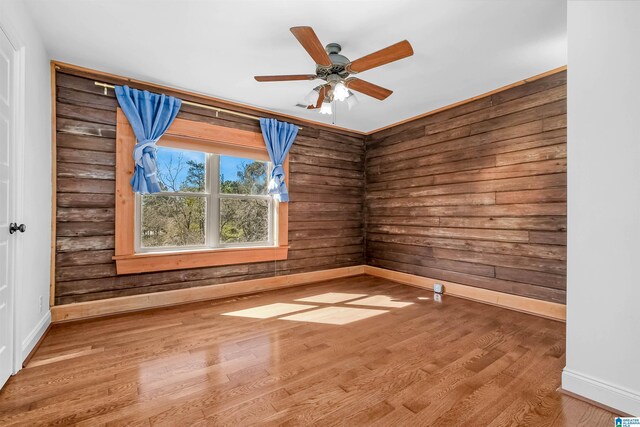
[39,296,43,313]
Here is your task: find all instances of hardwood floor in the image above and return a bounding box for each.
[0,275,618,426]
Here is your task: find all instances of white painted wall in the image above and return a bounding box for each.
[564,0,640,416]
[0,0,51,365]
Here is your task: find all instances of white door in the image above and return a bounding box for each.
[0,28,16,388]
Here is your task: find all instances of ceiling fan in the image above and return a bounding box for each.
[254,26,414,115]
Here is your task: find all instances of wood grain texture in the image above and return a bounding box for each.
[368,66,567,135]
[0,276,617,426]
[113,109,290,274]
[54,61,364,136]
[366,71,567,304]
[51,266,365,322]
[54,70,365,305]
[347,40,414,73]
[53,67,566,307]
[346,77,393,100]
[50,62,58,307]
[289,26,332,67]
[365,266,566,320]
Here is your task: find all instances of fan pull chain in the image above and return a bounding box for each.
[332,100,336,125]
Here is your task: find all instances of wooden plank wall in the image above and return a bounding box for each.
[365,71,567,304]
[54,68,567,306]
[54,71,365,305]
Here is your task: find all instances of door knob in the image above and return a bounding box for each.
[9,223,26,234]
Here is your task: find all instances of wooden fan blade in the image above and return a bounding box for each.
[308,85,328,109]
[255,74,317,82]
[347,40,413,73]
[290,26,332,67]
[345,78,393,100]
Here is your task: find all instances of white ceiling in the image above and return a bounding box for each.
[24,0,566,133]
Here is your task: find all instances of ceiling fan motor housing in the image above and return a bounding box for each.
[316,43,351,79]
[256,27,412,107]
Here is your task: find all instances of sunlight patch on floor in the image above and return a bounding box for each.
[295,292,368,304]
[346,295,414,308]
[221,303,317,319]
[280,306,388,325]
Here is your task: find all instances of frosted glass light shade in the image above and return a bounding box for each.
[319,101,332,115]
[333,82,349,102]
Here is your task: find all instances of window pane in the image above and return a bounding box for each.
[220,198,269,244]
[219,155,269,195]
[156,146,206,192]
[141,195,206,247]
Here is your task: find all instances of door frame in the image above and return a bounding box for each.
[0,16,27,375]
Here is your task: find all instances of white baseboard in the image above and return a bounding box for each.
[562,368,640,416]
[20,311,51,364]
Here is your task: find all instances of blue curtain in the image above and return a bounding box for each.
[259,118,299,202]
[115,86,182,194]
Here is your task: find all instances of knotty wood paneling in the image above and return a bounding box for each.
[54,71,365,305]
[365,71,567,304]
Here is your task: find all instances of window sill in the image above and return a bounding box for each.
[113,246,288,275]
[114,109,290,276]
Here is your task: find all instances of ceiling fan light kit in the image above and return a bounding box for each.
[333,81,349,101]
[319,99,333,115]
[255,26,414,115]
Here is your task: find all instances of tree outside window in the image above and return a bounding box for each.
[139,146,273,251]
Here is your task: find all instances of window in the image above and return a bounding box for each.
[113,108,288,275]
[136,147,275,252]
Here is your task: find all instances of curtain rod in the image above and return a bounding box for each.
[94,82,302,130]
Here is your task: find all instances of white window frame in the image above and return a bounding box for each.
[134,151,276,254]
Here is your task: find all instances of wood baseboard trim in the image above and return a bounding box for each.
[51,265,566,323]
[51,265,365,322]
[364,266,566,321]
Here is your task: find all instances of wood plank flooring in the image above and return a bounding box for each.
[0,276,618,426]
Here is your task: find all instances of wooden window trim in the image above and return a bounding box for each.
[114,108,288,275]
